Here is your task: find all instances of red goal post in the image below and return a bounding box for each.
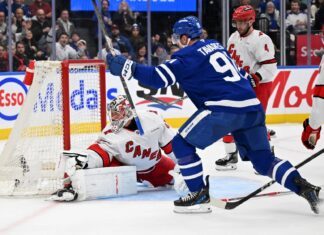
[61,59,107,150]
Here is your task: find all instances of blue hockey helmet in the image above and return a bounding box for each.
[172,16,202,45]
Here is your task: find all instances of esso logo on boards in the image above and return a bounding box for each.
[0,77,28,121]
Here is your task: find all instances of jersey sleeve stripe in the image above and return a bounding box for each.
[159,64,176,85]
[314,85,324,99]
[87,143,111,167]
[155,67,169,87]
[205,98,260,108]
[259,58,277,65]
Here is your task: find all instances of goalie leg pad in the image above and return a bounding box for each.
[71,166,137,201]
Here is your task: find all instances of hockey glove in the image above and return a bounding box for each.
[63,151,89,177]
[48,186,78,202]
[249,73,261,88]
[107,54,136,80]
[301,118,321,150]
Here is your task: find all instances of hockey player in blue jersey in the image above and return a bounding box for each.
[107,16,321,214]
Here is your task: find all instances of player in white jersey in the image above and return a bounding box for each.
[216,5,277,170]
[51,95,184,201]
[301,57,324,149]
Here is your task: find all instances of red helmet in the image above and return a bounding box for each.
[232,5,256,22]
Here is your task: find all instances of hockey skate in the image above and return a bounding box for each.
[173,176,211,213]
[294,177,321,214]
[215,150,238,171]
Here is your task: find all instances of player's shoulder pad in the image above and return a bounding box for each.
[253,30,273,45]
[139,110,164,125]
[101,124,117,138]
[228,31,239,40]
[144,109,164,120]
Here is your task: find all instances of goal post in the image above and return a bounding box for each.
[61,60,106,150]
[0,59,107,196]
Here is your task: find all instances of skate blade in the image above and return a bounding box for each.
[215,164,237,171]
[173,204,212,214]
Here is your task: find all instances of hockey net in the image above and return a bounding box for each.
[0,60,106,196]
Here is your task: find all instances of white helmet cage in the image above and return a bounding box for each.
[107,95,134,133]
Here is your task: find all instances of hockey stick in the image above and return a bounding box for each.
[221,190,292,202]
[222,183,324,202]
[91,0,144,135]
[210,148,324,209]
[143,94,188,106]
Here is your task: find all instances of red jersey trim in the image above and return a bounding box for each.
[314,85,324,99]
[88,144,111,167]
[259,58,277,65]
[161,142,173,154]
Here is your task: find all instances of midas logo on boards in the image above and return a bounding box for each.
[33,80,118,113]
[0,77,28,121]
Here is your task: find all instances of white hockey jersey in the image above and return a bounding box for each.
[309,57,324,129]
[227,29,277,83]
[86,110,175,171]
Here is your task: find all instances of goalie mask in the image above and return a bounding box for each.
[107,95,134,133]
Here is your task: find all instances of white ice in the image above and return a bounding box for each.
[0,123,323,235]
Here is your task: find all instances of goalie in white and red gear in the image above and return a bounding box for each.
[216,5,277,170]
[51,95,187,201]
[301,57,324,149]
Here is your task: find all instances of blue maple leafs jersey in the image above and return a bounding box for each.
[133,39,263,113]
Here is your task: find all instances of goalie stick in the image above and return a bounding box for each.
[143,94,188,106]
[91,0,144,135]
[210,148,324,209]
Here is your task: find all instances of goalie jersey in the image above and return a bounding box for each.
[227,29,277,83]
[133,39,263,113]
[86,111,175,171]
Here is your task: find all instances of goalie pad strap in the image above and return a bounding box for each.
[88,144,111,167]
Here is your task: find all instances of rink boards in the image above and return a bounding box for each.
[0,66,319,140]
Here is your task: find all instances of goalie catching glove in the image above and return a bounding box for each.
[301,118,321,149]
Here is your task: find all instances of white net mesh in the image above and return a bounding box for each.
[0,60,105,196]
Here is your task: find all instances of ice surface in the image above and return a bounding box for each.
[0,124,323,235]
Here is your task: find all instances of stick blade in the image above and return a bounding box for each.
[210,197,227,209]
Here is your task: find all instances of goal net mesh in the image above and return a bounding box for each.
[0,60,106,196]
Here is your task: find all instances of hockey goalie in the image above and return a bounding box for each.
[49,95,187,201]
